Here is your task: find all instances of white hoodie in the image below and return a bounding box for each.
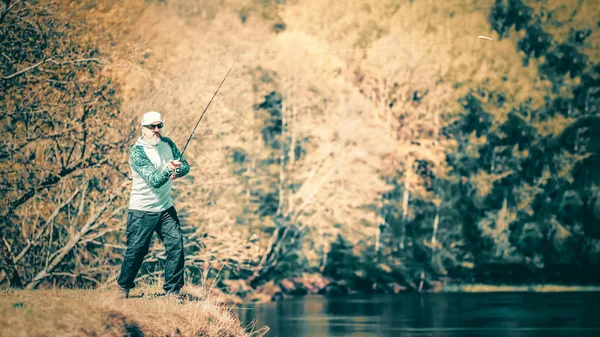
[128,136,190,212]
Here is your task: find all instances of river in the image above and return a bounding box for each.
[236,292,600,337]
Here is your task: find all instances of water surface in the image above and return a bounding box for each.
[236,292,600,337]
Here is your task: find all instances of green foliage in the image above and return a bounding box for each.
[255,91,283,149]
[273,22,286,33]
[324,234,412,292]
[442,0,600,281]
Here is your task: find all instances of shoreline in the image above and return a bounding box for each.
[441,284,600,293]
[224,280,600,304]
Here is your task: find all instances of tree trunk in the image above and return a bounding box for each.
[276,78,289,217]
[375,226,381,254]
[400,175,410,250]
[287,101,296,216]
[431,204,440,263]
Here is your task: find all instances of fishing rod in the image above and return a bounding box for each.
[175,56,239,173]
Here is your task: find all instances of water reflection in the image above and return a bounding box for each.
[236,292,600,337]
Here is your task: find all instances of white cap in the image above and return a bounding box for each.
[141,111,163,126]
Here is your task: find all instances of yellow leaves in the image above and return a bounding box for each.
[553,150,591,182]
[470,170,513,199]
[463,133,486,158]
[558,166,572,181]
[477,198,519,260]
[423,239,442,250]
[378,263,392,273]
[515,183,544,216]
[537,167,551,185]
[510,144,530,160]
[497,197,517,231]
[553,220,572,240]
[461,261,474,269]
[534,115,575,137]
[469,132,487,147]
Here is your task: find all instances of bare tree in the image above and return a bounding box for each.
[1,0,131,288]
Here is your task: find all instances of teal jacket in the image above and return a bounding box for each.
[128,136,190,212]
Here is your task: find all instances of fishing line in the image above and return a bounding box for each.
[171,32,495,169]
[177,56,240,157]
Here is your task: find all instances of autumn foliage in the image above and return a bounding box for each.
[1,0,599,294]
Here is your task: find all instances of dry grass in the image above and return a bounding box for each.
[443,284,600,293]
[0,284,268,337]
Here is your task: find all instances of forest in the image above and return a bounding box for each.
[1,0,599,298]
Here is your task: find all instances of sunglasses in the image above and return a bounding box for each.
[143,123,164,130]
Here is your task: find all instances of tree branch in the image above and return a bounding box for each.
[25,197,113,289]
[9,157,108,212]
[2,57,104,80]
[48,58,104,65]
[2,59,47,79]
[0,0,21,26]
[0,235,27,286]
[291,161,341,222]
[36,187,81,241]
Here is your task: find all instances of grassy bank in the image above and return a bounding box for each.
[442,284,600,293]
[0,285,268,337]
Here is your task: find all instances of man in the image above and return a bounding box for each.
[117,111,190,298]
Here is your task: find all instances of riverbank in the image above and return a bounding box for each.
[214,273,600,303]
[0,285,268,337]
[442,284,600,292]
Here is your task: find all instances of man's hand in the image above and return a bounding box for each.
[168,159,182,172]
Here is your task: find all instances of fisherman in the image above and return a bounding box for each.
[117,111,190,299]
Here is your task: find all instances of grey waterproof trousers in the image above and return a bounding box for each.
[117,206,184,293]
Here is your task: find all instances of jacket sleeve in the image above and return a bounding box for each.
[130,145,172,188]
[162,137,190,177]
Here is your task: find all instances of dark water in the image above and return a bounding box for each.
[236,292,600,337]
